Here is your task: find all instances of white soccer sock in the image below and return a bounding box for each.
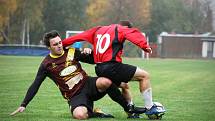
[142,88,153,109]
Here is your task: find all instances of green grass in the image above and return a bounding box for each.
[0,55,215,121]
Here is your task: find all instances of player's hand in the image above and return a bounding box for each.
[10,106,26,116]
[145,47,152,54]
[82,48,92,54]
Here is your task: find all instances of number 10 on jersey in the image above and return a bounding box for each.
[96,34,111,54]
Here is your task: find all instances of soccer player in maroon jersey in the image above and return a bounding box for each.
[62,20,165,116]
[10,30,144,120]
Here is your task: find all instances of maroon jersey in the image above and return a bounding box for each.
[21,48,94,107]
[62,24,150,63]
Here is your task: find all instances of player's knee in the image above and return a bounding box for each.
[99,77,112,87]
[103,77,112,86]
[144,71,150,80]
[96,77,112,92]
[72,107,88,120]
[135,68,150,80]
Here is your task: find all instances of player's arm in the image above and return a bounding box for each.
[74,48,95,64]
[62,26,101,47]
[120,26,152,54]
[10,64,47,116]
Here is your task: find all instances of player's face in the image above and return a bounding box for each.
[49,36,63,55]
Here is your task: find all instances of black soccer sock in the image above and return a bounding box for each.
[106,84,129,112]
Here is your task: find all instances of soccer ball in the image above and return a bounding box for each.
[147,102,166,120]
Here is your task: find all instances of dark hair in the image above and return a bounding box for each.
[43,30,60,47]
[119,20,133,28]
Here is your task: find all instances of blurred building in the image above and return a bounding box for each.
[158,32,215,59]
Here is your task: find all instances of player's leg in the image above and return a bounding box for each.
[68,91,92,120]
[95,76,132,106]
[72,103,114,119]
[95,63,134,105]
[86,77,115,118]
[95,63,146,116]
[95,77,112,93]
[132,67,153,109]
[68,78,112,119]
[119,83,144,118]
[94,76,145,116]
[132,67,166,118]
[94,77,129,112]
[72,106,89,119]
[119,82,133,105]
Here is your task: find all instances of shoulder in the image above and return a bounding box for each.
[40,55,50,68]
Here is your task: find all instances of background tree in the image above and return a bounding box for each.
[0,0,17,43]
[86,0,109,27]
[86,0,151,29]
[148,0,213,42]
[43,0,88,38]
[3,0,44,44]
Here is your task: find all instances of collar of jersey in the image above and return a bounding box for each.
[49,51,65,58]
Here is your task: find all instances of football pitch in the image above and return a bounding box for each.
[0,55,215,121]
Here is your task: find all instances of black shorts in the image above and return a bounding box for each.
[68,76,106,115]
[95,62,137,86]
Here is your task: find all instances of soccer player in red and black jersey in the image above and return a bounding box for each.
[10,30,143,120]
[62,20,165,116]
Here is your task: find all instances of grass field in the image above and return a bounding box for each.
[0,55,215,121]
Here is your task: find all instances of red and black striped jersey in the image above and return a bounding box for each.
[62,24,150,63]
[21,48,94,107]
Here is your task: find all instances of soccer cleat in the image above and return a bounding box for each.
[145,102,166,115]
[91,108,114,118]
[145,102,166,120]
[125,104,146,118]
[127,104,147,114]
